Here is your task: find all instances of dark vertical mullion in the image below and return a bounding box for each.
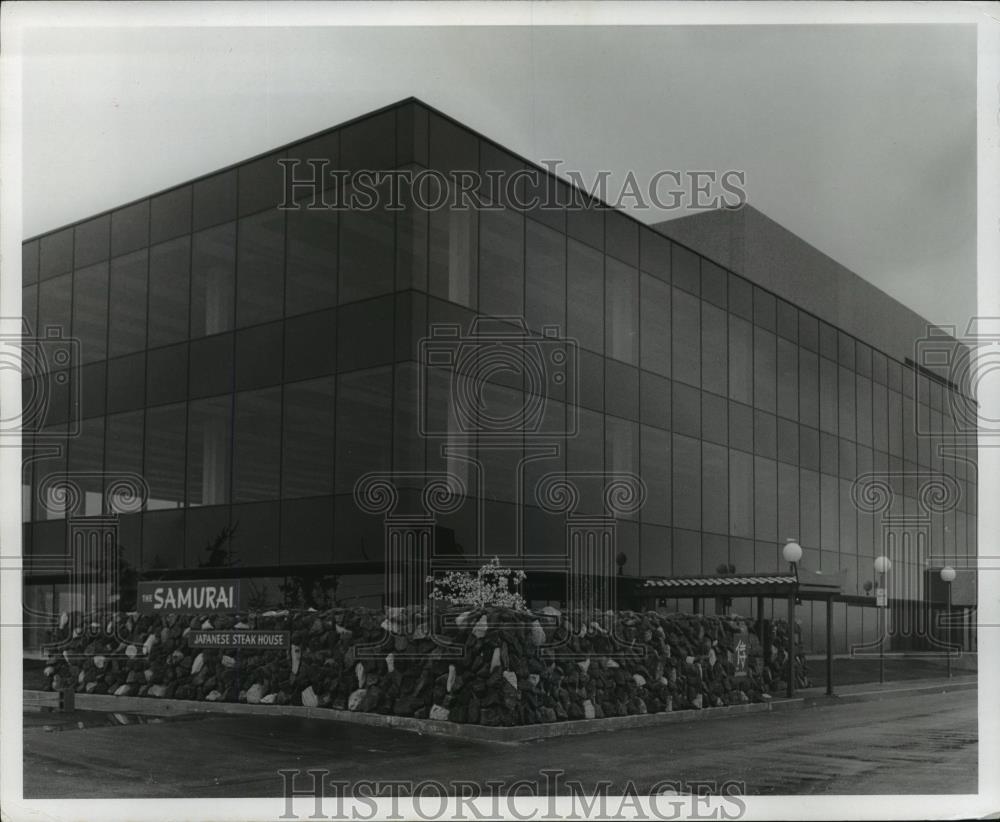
[276,153,290,566]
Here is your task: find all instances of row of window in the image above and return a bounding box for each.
[23,364,977,539]
[22,498,977,587]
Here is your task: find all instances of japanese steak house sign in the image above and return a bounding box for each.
[138,579,249,614]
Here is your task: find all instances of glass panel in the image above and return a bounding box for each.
[672,382,700,438]
[105,409,143,500]
[235,321,283,390]
[640,273,670,377]
[22,284,38,338]
[187,395,232,507]
[606,258,638,365]
[778,462,799,544]
[729,449,753,538]
[639,370,670,429]
[856,374,873,445]
[148,237,191,347]
[193,170,237,231]
[729,401,753,453]
[144,403,186,510]
[606,417,638,518]
[640,425,670,526]
[286,207,337,316]
[821,473,839,552]
[233,387,282,502]
[39,229,74,280]
[68,417,104,516]
[672,434,700,532]
[671,288,699,386]
[237,210,285,327]
[701,301,727,396]
[605,210,637,266]
[72,263,109,364]
[777,337,798,421]
[799,468,820,549]
[525,220,565,334]
[337,296,394,372]
[671,245,700,296]
[143,510,185,570]
[23,240,39,286]
[106,353,145,413]
[702,391,727,446]
[282,377,335,498]
[146,343,188,407]
[728,315,752,403]
[38,272,72,342]
[753,288,776,332]
[639,229,670,282]
[702,441,728,535]
[335,367,393,493]
[728,274,752,321]
[753,327,776,413]
[189,334,234,399]
[150,186,192,245]
[819,356,839,435]
[605,360,638,421]
[567,239,604,353]
[74,216,110,268]
[429,192,478,309]
[281,496,334,564]
[284,309,336,382]
[108,250,148,357]
[111,201,149,257]
[479,208,524,317]
[191,223,236,337]
[754,457,777,542]
[799,348,819,428]
[340,199,394,303]
[238,151,285,216]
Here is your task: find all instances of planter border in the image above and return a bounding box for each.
[22,675,976,743]
[23,689,779,743]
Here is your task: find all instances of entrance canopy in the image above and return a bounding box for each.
[635,567,846,698]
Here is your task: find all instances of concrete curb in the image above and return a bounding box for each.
[24,690,779,743]
[796,678,977,707]
[23,677,975,743]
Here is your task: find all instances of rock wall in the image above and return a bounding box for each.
[41,607,809,725]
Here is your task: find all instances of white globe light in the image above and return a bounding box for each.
[782,539,803,564]
[940,566,957,583]
[874,556,892,574]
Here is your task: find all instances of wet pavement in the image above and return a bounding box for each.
[22,687,976,798]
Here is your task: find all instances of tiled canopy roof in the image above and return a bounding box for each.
[641,575,797,589]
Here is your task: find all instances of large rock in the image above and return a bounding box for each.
[348,688,367,711]
[246,683,265,704]
[429,704,450,721]
[301,686,319,708]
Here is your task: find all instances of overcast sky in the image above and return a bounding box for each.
[19,22,976,327]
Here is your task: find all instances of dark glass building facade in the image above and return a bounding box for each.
[21,99,977,653]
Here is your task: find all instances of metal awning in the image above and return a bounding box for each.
[635,566,846,699]
[637,568,845,601]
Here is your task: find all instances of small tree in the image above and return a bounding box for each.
[427,557,528,610]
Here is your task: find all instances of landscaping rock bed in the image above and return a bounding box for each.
[40,607,809,725]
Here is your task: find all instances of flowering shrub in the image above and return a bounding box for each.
[427,557,528,610]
